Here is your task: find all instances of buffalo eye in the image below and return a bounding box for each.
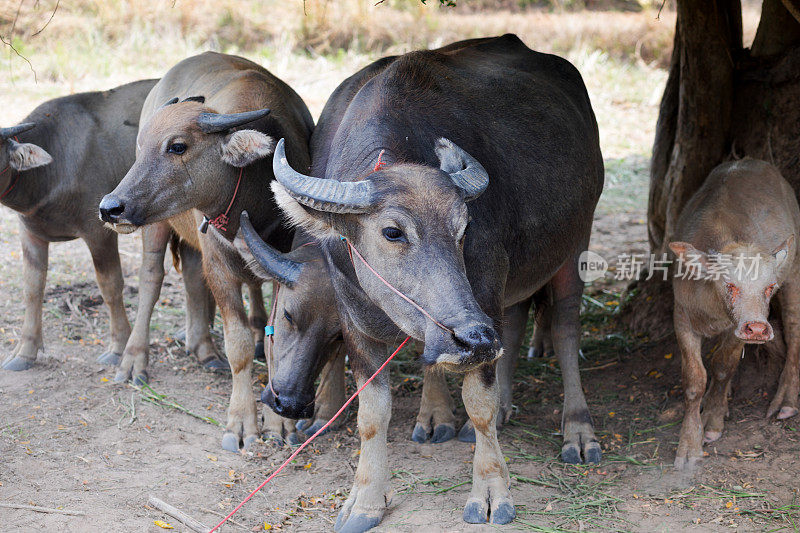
[167,142,187,155]
[283,309,293,325]
[382,227,406,242]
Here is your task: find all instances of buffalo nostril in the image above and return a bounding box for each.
[99,197,125,222]
[748,322,768,336]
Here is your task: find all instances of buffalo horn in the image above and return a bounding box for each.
[0,123,36,140]
[435,138,489,201]
[272,138,374,213]
[240,211,302,287]
[196,108,271,134]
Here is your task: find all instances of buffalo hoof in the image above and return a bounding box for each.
[703,430,722,444]
[221,432,242,452]
[1,356,34,371]
[334,513,381,533]
[463,492,515,525]
[202,358,230,373]
[286,432,302,446]
[96,351,121,366]
[778,406,799,420]
[132,372,149,386]
[243,434,259,449]
[492,501,516,524]
[411,423,428,443]
[411,422,455,444]
[457,422,476,443]
[673,454,702,471]
[303,421,330,437]
[262,430,286,447]
[254,341,266,362]
[561,439,602,465]
[114,369,130,383]
[431,423,456,443]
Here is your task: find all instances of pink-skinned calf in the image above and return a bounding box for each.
[669,159,800,470]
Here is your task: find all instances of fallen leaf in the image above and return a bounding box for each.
[154,520,174,529]
[100,377,109,382]
[664,353,673,359]
[207,454,218,462]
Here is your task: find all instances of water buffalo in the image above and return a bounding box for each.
[669,159,800,470]
[99,52,314,450]
[0,81,157,371]
[243,34,604,530]
[237,224,539,444]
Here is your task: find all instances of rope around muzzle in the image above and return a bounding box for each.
[342,237,453,334]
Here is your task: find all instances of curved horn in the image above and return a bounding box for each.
[272,138,374,213]
[196,108,270,134]
[240,211,302,287]
[435,138,489,201]
[1,123,36,140]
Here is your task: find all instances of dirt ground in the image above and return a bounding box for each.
[2,185,799,532]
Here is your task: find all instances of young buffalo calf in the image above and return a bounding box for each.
[669,159,800,470]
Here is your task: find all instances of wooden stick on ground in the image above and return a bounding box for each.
[148,496,210,533]
[0,502,85,516]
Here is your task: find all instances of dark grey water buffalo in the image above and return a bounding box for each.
[99,52,313,451]
[0,81,157,371]
[243,35,604,531]
[238,225,534,444]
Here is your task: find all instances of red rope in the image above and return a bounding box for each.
[208,166,244,232]
[0,166,16,200]
[208,335,411,533]
[373,149,387,172]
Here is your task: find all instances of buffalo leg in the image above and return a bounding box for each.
[769,277,800,419]
[528,303,553,359]
[461,364,514,525]
[335,335,392,533]
[550,260,601,464]
[412,366,456,443]
[674,310,706,470]
[497,298,532,426]
[701,332,743,443]
[115,222,170,384]
[180,243,226,372]
[200,246,259,452]
[298,347,347,437]
[87,231,131,366]
[2,223,47,371]
[248,283,268,361]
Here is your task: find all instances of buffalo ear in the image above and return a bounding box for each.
[8,140,52,171]
[220,130,275,167]
[271,181,338,239]
[669,241,710,276]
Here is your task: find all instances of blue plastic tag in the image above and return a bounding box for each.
[264,325,275,336]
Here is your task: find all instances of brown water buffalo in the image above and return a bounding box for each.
[0,81,156,372]
[669,159,800,470]
[243,35,604,531]
[99,52,313,451]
